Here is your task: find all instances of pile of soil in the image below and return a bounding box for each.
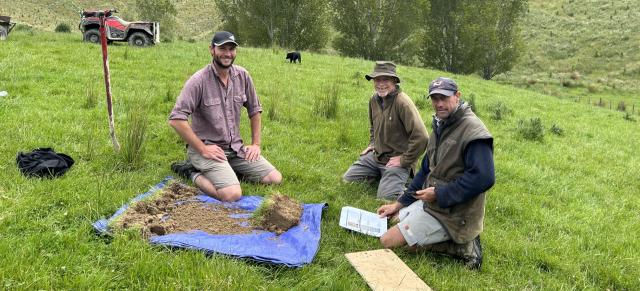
[116,181,253,238]
[115,181,304,238]
[252,193,303,234]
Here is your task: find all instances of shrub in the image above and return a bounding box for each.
[550,123,564,136]
[570,71,581,80]
[55,23,71,33]
[517,117,544,141]
[313,84,339,119]
[487,101,512,121]
[623,112,636,122]
[587,83,599,93]
[561,79,576,87]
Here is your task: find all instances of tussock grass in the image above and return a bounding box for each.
[517,117,545,142]
[83,86,98,109]
[121,100,149,169]
[0,31,639,290]
[487,101,512,121]
[313,83,340,119]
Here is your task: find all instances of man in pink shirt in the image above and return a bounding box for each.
[169,31,282,202]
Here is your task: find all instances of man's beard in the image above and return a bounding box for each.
[213,55,235,68]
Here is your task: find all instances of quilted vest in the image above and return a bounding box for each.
[423,104,492,243]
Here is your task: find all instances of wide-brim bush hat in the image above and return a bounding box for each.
[365,61,400,83]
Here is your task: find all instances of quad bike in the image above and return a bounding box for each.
[0,15,16,41]
[79,9,159,46]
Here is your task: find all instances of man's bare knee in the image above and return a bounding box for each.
[194,175,217,196]
[380,226,407,248]
[261,169,282,184]
[380,234,395,249]
[217,185,242,202]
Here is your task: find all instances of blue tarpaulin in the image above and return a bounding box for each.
[93,177,327,267]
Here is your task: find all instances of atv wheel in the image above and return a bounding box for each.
[83,29,100,44]
[128,32,151,47]
[0,26,7,41]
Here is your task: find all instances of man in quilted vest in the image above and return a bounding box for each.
[377,77,495,270]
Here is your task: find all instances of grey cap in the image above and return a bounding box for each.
[212,31,238,47]
[365,61,400,83]
[428,77,458,97]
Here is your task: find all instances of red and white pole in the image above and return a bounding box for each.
[99,11,120,151]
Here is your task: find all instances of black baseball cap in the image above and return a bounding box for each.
[428,77,458,97]
[211,31,238,47]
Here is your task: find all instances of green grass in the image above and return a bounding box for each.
[1,31,639,289]
[496,0,640,104]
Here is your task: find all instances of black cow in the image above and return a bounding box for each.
[285,51,301,64]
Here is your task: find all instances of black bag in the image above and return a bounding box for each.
[16,148,75,178]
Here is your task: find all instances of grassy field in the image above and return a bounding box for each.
[1,31,639,289]
[495,0,640,102]
[3,0,639,104]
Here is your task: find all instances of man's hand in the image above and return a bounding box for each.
[360,146,374,156]
[377,202,402,218]
[201,144,227,162]
[244,144,261,162]
[413,187,437,203]
[385,156,401,168]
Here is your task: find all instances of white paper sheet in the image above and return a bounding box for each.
[339,206,387,237]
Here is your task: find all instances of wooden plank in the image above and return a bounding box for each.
[345,249,431,291]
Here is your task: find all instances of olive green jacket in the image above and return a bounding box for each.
[368,88,428,171]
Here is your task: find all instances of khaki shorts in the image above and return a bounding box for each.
[397,200,450,246]
[187,146,275,189]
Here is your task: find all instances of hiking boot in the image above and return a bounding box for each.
[461,236,483,271]
[171,160,198,180]
[416,236,483,270]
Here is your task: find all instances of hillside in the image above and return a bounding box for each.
[0,0,218,40]
[495,0,640,96]
[2,0,639,97]
[1,30,639,289]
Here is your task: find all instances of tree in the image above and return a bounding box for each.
[215,0,330,50]
[477,0,527,80]
[421,0,527,79]
[332,0,423,63]
[135,0,177,42]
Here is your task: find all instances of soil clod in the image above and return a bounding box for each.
[252,193,303,234]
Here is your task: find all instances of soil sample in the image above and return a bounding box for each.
[115,180,253,238]
[252,193,303,234]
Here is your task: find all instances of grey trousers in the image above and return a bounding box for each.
[343,152,410,200]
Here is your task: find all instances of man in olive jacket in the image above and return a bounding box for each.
[377,77,495,270]
[343,61,428,200]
